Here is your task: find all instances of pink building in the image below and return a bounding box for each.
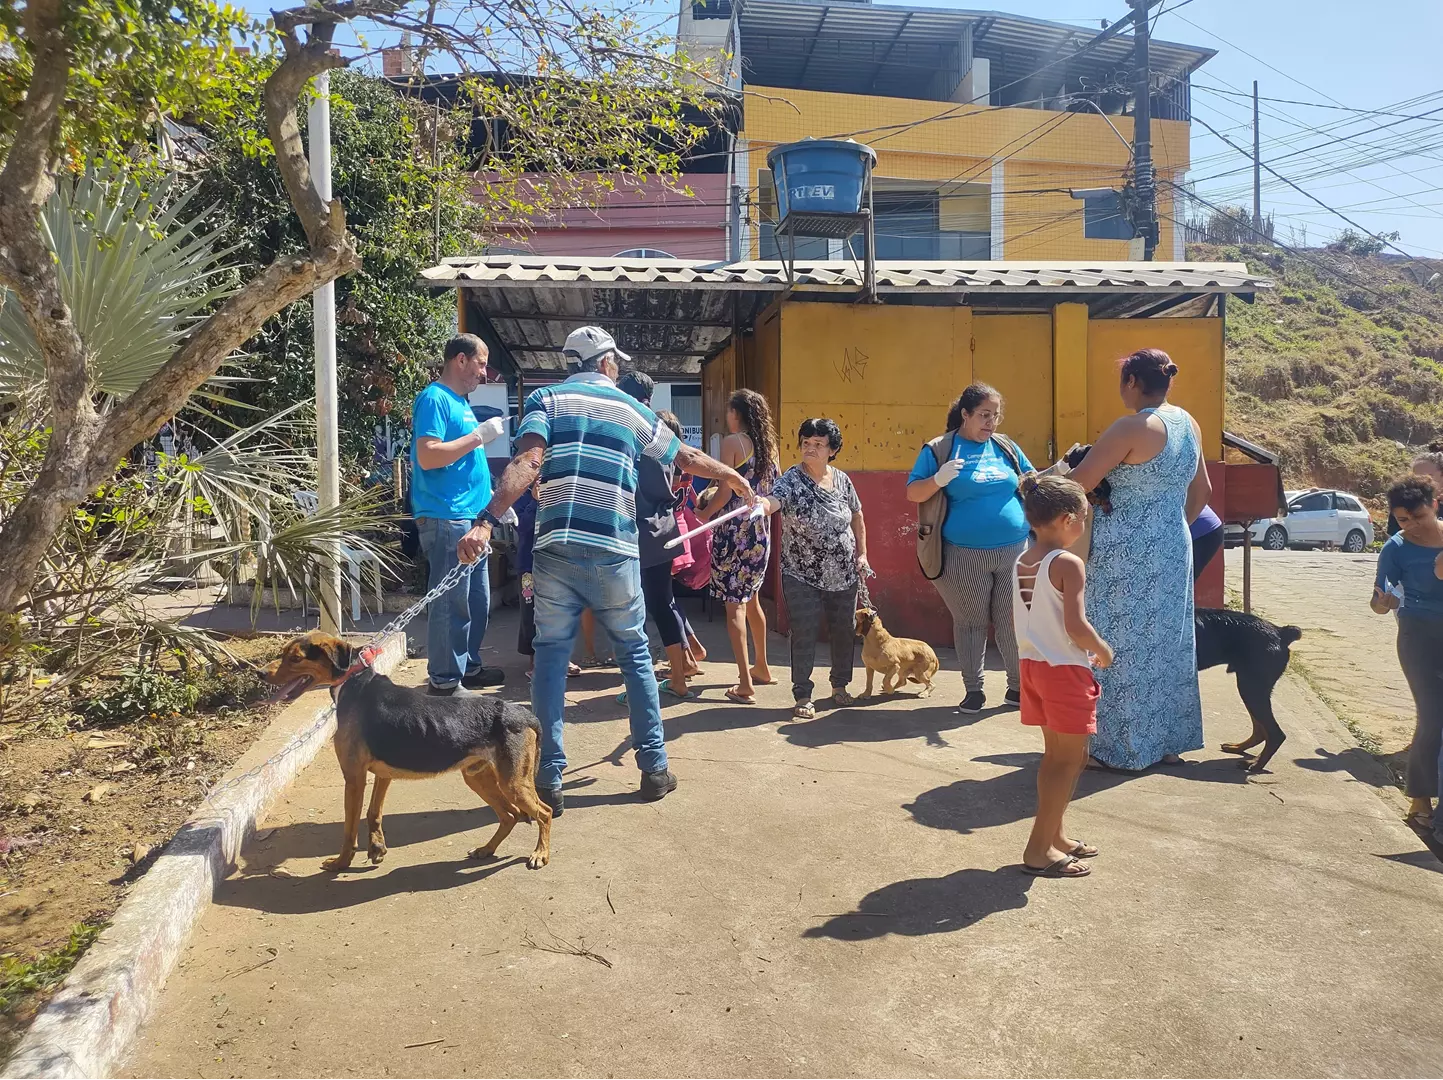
[486,173,731,261]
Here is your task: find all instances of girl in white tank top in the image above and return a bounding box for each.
[1014,549,1093,669]
[1012,474,1114,879]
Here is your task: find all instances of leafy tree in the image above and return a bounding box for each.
[0,0,717,616]
[190,68,481,463]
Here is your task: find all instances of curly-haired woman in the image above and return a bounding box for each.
[697,389,780,704]
[1372,474,1443,835]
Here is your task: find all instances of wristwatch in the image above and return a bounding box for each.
[473,508,504,529]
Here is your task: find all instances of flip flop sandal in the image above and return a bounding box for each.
[659,678,699,701]
[1021,855,1091,878]
[725,688,756,705]
[792,701,816,719]
[831,690,856,706]
[567,663,581,678]
[1067,842,1099,858]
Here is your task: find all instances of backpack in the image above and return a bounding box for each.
[915,431,1023,580]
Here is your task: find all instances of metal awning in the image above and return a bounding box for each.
[736,0,1215,102]
[420,256,1270,376]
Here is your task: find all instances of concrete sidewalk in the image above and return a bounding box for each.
[123,610,1443,1078]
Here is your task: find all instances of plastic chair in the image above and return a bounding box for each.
[292,490,383,624]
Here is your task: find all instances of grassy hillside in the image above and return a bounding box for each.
[1195,242,1443,501]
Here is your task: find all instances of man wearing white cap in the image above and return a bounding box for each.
[411,334,509,695]
[457,326,753,813]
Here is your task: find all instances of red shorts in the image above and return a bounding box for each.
[1019,659,1099,735]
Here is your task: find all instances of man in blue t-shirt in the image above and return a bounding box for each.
[410,334,508,694]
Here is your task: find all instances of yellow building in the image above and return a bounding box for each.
[431,256,1266,644]
[679,1,1213,261]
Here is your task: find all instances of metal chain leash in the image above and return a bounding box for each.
[361,557,475,651]
[196,552,482,808]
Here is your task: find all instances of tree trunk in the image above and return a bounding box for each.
[0,25,358,617]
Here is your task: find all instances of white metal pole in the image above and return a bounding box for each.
[309,70,343,634]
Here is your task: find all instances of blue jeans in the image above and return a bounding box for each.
[531,542,667,789]
[417,517,491,690]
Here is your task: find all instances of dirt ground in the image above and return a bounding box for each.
[120,605,1443,1079]
[1225,548,1414,781]
[0,636,287,1057]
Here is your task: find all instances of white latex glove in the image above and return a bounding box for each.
[933,456,964,486]
[475,416,507,445]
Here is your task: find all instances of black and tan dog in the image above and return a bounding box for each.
[854,608,940,698]
[265,631,551,871]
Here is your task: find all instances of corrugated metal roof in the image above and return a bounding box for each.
[736,0,1214,100]
[422,256,1269,293]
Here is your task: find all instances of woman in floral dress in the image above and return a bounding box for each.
[697,389,779,704]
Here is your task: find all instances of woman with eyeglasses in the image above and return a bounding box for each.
[907,383,1033,714]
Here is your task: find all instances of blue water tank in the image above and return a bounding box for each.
[767,139,876,220]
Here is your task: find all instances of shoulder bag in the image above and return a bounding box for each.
[915,432,956,580]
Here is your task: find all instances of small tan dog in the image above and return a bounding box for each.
[854,608,939,698]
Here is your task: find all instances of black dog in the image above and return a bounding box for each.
[1196,608,1301,772]
[1063,444,1112,514]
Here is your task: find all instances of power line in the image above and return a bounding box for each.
[1167,10,1348,108]
[818,2,1161,146]
[1184,110,1422,259]
[1193,83,1443,122]
[1181,83,1443,228]
[1165,184,1443,312]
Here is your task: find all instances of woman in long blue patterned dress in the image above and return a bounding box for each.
[1069,349,1213,771]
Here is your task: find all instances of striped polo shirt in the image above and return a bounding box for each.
[517,372,681,558]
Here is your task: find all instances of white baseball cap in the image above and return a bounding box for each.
[563,325,630,369]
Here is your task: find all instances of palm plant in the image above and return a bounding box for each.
[0,169,398,716]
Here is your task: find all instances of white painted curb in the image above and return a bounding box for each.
[4,634,407,1079]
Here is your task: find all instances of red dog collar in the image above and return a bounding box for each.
[330,644,381,699]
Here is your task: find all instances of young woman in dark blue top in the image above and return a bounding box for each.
[1372,475,1443,833]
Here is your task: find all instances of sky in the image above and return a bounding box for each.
[245,0,1443,257]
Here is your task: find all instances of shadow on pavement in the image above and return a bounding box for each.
[802,868,1034,939]
[1377,848,1443,875]
[778,700,1001,749]
[1293,745,1403,792]
[216,854,526,914]
[905,751,1250,836]
[241,806,498,869]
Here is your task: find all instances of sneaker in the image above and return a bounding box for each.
[958,690,986,714]
[1004,688,1022,707]
[640,769,678,801]
[427,683,478,697]
[538,786,564,817]
[462,667,505,689]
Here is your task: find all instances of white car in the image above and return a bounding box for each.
[1235,488,1375,553]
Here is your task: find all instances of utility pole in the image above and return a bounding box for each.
[1128,0,1158,260]
[309,71,343,634]
[1252,79,1262,234]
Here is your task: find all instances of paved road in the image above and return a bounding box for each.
[121,607,1443,1079]
[1226,548,1414,777]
